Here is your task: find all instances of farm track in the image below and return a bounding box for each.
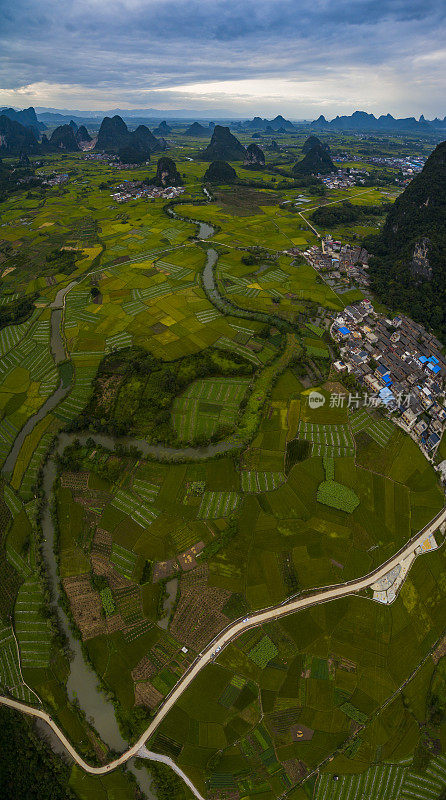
[297,187,381,240]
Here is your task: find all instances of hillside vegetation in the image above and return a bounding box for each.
[368,139,446,340]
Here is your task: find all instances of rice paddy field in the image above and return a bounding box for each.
[149,536,446,798]
[43,373,444,794]
[172,376,250,442]
[0,136,444,799]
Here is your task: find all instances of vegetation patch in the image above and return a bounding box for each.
[83,345,253,442]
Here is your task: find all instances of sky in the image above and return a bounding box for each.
[1,0,445,118]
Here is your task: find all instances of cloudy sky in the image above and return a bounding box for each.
[1,0,445,118]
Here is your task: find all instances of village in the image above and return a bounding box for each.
[302,236,371,290]
[333,151,426,179]
[321,168,369,189]
[364,153,425,178]
[328,297,446,461]
[110,180,185,203]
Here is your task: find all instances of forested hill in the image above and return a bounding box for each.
[0,707,76,800]
[368,139,446,341]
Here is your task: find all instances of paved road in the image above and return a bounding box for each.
[137,746,206,800]
[1,505,444,781]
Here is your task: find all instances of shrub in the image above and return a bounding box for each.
[317,480,359,513]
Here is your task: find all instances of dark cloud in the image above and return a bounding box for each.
[0,0,445,115]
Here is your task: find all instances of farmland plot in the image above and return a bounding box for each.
[110,543,138,580]
[19,429,55,500]
[110,488,159,528]
[3,485,23,518]
[0,624,21,691]
[132,478,160,503]
[0,310,40,356]
[0,624,37,704]
[298,421,355,457]
[400,756,446,800]
[172,377,249,442]
[350,409,393,446]
[14,579,52,668]
[197,491,240,519]
[249,635,278,668]
[0,419,19,465]
[54,362,99,422]
[240,471,285,493]
[316,763,405,800]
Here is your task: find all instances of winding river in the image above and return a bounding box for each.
[0,211,227,795]
[1,199,297,795]
[2,190,445,800]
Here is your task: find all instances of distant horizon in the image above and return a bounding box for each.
[1,104,445,124]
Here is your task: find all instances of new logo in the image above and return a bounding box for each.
[308,391,326,409]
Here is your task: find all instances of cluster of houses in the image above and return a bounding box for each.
[303,238,370,289]
[43,173,69,187]
[110,181,184,203]
[366,154,425,177]
[328,152,425,187]
[84,152,117,162]
[331,300,446,458]
[322,168,369,189]
[84,152,151,169]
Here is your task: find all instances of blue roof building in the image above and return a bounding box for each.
[427,432,440,450]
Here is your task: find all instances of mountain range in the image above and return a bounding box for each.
[239,115,296,132]
[0,111,166,159]
[34,107,239,123]
[2,105,445,134]
[311,111,446,133]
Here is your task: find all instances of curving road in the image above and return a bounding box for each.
[1,505,444,784]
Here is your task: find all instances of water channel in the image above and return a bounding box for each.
[0,212,221,795]
[2,203,288,793]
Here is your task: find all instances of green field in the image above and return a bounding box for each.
[0,624,37,703]
[172,376,250,442]
[14,579,52,668]
[148,538,445,797]
[0,134,443,798]
[297,420,355,457]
